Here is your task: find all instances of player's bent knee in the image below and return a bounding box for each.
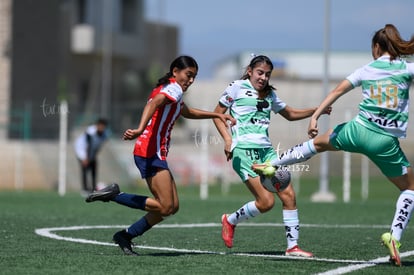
[159,205,177,217]
[162,202,179,218]
[258,203,274,213]
[256,197,275,212]
[172,205,179,215]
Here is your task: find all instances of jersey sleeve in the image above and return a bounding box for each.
[271,91,287,113]
[346,66,365,88]
[218,81,238,107]
[74,133,88,160]
[407,62,414,77]
[160,82,183,102]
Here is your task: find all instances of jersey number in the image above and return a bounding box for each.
[370,84,398,108]
[246,149,260,161]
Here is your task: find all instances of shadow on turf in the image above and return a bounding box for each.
[231,251,286,256]
[143,251,293,257]
[376,260,414,267]
[114,250,287,257]
[401,261,414,267]
[136,252,219,257]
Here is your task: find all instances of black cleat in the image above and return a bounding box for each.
[85,183,120,203]
[113,230,138,256]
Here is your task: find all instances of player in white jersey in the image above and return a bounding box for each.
[254,24,414,266]
[213,55,331,257]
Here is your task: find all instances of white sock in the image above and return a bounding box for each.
[227,201,260,225]
[272,139,317,167]
[283,209,299,249]
[390,190,414,241]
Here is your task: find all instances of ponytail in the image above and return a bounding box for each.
[373,24,414,60]
[155,72,173,88]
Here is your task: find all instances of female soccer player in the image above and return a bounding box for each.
[213,55,331,256]
[255,24,414,266]
[85,55,235,255]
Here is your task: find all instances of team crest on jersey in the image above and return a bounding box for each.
[225,95,234,103]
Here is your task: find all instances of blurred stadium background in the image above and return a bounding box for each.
[1,0,414,201]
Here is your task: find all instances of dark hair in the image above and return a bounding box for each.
[372,24,414,60]
[155,55,199,87]
[241,55,275,93]
[96,118,108,126]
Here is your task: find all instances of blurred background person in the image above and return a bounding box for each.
[74,118,109,195]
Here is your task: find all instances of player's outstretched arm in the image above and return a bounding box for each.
[181,103,236,126]
[308,79,353,138]
[279,105,332,121]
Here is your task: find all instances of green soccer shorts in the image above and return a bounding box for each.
[232,147,277,182]
[330,119,410,177]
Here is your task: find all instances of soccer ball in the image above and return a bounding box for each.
[260,169,291,193]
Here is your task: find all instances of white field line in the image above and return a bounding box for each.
[34,223,411,274]
[315,250,414,275]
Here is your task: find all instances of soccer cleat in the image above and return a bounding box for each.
[221,214,236,248]
[252,162,278,176]
[113,230,138,256]
[381,232,402,266]
[85,183,120,203]
[285,245,314,257]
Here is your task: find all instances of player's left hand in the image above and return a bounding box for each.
[123,129,142,140]
[220,114,236,127]
[322,106,332,115]
[224,141,232,161]
[308,118,319,138]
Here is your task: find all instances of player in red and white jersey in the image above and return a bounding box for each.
[85,55,235,256]
[133,77,184,160]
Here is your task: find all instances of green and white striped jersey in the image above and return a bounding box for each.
[218,79,286,149]
[347,55,414,138]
